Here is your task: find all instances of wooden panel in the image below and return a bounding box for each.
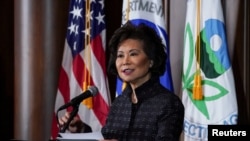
[14,0,70,140]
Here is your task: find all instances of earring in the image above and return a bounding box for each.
[150,61,153,68]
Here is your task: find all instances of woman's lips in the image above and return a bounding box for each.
[122,68,133,75]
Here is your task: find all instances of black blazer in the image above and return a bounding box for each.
[102,77,184,141]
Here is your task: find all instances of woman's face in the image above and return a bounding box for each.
[116,39,152,88]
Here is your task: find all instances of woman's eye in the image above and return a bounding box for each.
[130,52,138,56]
[117,54,123,58]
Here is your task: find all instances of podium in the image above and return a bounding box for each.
[57,132,104,141]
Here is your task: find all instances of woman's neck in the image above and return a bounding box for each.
[131,90,138,104]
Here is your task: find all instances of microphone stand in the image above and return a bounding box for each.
[59,104,80,133]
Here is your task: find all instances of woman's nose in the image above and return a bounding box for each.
[122,55,130,65]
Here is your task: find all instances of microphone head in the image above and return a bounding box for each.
[88,86,99,96]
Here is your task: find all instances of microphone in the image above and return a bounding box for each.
[58,86,98,111]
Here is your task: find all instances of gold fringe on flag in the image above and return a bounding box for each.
[193,71,203,100]
[193,0,203,100]
[83,0,93,108]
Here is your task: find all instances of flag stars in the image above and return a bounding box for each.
[90,0,96,4]
[76,0,82,3]
[83,27,91,37]
[70,6,83,20]
[95,12,105,25]
[68,22,79,35]
[75,25,79,35]
[73,41,77,51]
[86,10,93,21]
[98,0,104,9]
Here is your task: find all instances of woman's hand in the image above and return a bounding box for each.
[58,111,84,133]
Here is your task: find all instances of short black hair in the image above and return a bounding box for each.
[108,21,167,77]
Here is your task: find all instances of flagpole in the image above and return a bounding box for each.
[193,0,203,100]
[126,0,130,22]
[83,0,93,108]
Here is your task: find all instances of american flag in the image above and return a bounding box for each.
[51,0,111,139]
